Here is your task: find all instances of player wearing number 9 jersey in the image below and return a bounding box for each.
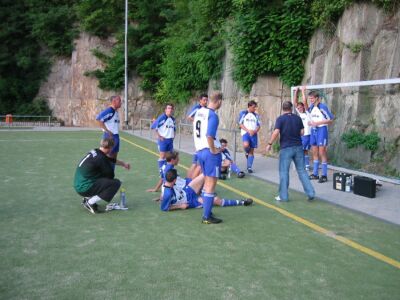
[193,92,224,224]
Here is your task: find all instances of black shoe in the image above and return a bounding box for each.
[237,171,245,178]
[82,198,97,214]
[202,216,223,224]
[307,196,315,201]
[318,176,328,183]
[219,174,227,180]
[247,168,253,174]
[309,174,319,180]
[242,198,253,206]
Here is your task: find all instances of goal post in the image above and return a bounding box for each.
[290,78,400,181]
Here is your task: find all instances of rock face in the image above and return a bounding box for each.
[38,32,156,127]
[38,4,399,176]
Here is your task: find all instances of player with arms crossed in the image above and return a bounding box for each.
[238,100,261,173]
[193,92,223,224]
[306,89,334,183]
[151,103,176,179]
[96,95,122,162]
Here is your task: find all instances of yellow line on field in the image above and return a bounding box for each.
[120,136,400,270]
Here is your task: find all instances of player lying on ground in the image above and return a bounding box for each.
[161,169,253,211]
[219,138,245,179]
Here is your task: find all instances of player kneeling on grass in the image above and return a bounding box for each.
[73,138,131,214]
[161,169,252,212]
[219,138,245,179]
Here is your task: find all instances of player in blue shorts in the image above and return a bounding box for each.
[151,103,176,178]
[219,138,245,179]
[193,92,224,224]
[306,89,334,183]
[238,100,261,173]
[96,95,122,162]
[161,169,253,211]
[293,87,312,171]
[186,94,208,179]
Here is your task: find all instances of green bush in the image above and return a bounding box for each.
[342,129,380,152]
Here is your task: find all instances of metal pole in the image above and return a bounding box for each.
[233,129,237,162]
[178,123,181,150]
[124,0,128,128]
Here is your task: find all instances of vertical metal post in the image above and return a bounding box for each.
[139,119,142,136]
[124,0,128,127]
[178,123,181,150]
[233,129,237,162]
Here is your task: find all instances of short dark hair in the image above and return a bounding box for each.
[308,90,319,98]
[166,150,179,162]
[282,101,293,111]
[165,169,178,183]
[248,100,258,107]
[109,95,120,102]
[199,93,208,99]
[100,138,115,149]
[219,138,228,144]
[165,103,174,109]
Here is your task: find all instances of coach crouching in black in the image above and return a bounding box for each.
[73,138,130,214]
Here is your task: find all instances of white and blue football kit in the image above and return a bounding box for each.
[193,107,222,178]
[96,107,120,154]
[152,113,176,152]
[308,103,334,147]
[238,110,261,148]
[160,185,202,211]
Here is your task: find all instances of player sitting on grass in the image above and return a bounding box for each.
[161,169,253,211]
[219,138,245,179]
[147,151,192,200]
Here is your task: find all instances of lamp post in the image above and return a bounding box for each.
[124,0,128,128]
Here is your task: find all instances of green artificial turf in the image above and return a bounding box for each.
[0,130,399,300]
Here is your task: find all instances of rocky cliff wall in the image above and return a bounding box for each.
[38,3,399,176]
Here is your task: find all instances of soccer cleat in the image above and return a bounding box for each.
[308,196,315,201]
[318,175,328,183]
[201,215,223,224]
[247,168,253,174]
[275,196,282,201]
[82,199,97,214]
[309,174,319,180]
[219,174,227,180]
[243,198,253,206]
[237,171,245,178]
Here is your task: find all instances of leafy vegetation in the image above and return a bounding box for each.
[342,129,380,152]
[1,0,399,113]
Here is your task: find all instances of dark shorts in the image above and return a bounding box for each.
[78,178,121,202]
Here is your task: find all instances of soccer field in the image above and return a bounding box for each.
[0,130,399,300]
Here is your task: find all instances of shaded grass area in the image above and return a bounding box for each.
[0,130,399,300]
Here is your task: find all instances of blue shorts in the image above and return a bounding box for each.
[158,138,174,152]
[197,148,222,178]
[102,133,119,154]
[242,133,258,148]
[184,186,202,208]
[301,135,311,150]
[310,127,328,147]
[192,152,199,164]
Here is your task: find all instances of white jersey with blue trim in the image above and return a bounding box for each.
[154,114,176,139]
[295,108,311,135]
[193,107,221,151]
[96,107,120,134]
[238,110,261,136]
[187,104,202,119]
[308,103,334,128]
[221,149,233,161]
[169,184,188,205]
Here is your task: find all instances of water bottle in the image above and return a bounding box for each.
[120,188,126,208]
[345,176,352,192]
[227,166,231,179]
